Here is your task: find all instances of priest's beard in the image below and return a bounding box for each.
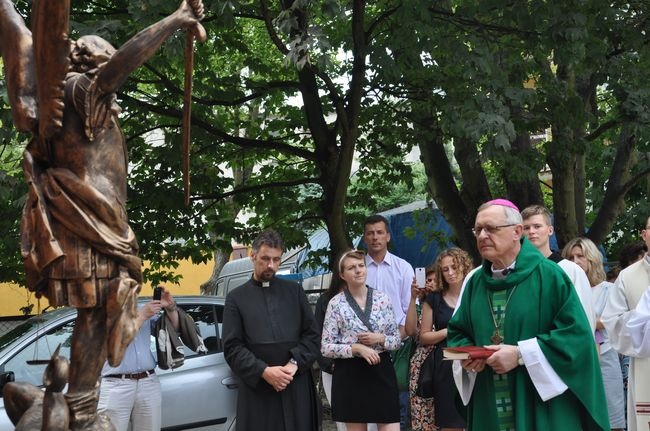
[258,269,275,282]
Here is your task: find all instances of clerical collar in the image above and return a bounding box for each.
[251,277,272,287]
[491,261,516,279]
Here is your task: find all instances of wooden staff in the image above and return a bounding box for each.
[182,0,205,206]
[182,30,194,206]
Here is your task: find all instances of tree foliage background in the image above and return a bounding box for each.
[1,0,649,287]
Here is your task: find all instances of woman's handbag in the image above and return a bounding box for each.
[391,337,415,392]
[415,348,435,398]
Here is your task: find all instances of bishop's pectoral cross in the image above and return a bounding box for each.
[491,303,506,344]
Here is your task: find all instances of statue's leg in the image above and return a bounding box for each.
[64,306,108,430]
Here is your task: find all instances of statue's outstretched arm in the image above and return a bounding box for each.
[96,0,205,95]
[0,0,37,133]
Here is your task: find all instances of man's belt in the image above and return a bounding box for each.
[104,369,155,380]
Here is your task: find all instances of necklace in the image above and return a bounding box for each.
[486,285,518,344]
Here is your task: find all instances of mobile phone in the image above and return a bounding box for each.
[153,286,163,301]
[415,267,426,288]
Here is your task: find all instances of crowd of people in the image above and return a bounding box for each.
[221,200,650,431]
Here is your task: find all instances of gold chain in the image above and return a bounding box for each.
[486,285,518,344]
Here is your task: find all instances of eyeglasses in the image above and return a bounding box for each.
[472,224,517,237]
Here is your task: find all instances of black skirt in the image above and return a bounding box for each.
[331,351,400,423]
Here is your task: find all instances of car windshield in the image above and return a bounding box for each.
[0,318,43,352]
[0,308,72,352]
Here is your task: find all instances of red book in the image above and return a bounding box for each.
[442,346,495,360]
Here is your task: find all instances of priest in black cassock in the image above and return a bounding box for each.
[223,229,321,431]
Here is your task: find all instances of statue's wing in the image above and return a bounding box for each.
[0,0,37,133]
[31,0,71,139]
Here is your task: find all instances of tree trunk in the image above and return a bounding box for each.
[454,137,492,212]
[502,133,544,209]
[200,247,231,295]
[200,105,256,293]
[588,126,638,245]
[418,118,481,263]
[546,130,579,248]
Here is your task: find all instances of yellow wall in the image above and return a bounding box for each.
[0,258,215,317]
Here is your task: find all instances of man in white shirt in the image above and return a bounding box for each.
[520,205,596,334]
[363,214,414,430]
[602,215,650,431]
[363,214,414,336]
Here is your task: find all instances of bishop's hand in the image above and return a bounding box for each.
[485,344,519,374]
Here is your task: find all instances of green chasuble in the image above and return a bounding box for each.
[448,238,610,431]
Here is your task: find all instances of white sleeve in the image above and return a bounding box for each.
[558,260,596,336]
[454,267,480,315]
[518,338,568,401]
[452,359,477,405]
[399,264,415,326]
[602,276,638,356]
[626,287,650,356]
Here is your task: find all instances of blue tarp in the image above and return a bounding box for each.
[296,200,457,276]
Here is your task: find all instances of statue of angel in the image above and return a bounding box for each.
[0,1,205,429]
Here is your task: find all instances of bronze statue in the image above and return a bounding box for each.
[0,0,206,429]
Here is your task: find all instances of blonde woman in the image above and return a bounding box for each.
[563,237,625,431]
[419,248,473,431]
[322,250,401,431]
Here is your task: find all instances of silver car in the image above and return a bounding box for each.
[0,296,238,430]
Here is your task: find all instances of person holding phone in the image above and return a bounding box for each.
[404,264,437,431]
[419,248,473,431]
[98,286,179,431]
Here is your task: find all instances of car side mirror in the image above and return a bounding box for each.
[0,371,15,394]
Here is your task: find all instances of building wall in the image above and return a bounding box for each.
[0,258,215,317]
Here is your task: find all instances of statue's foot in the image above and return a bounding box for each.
[70,412,115,431]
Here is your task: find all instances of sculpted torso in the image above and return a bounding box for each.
[46,76,128,206]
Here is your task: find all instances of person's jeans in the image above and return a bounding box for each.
[399,390,410,430]
[98,374,161,431]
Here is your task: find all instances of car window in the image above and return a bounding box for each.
[226,275,249,296]
[178,304,222,356]
[216,279,225,297]
[2,320,74,387]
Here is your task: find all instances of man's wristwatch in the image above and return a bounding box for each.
[516,347,524,366]
[289,358,298,366]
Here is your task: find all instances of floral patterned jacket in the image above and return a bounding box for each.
[321,288,401,358]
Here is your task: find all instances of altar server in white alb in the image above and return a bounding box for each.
[627,287,650,357]
[602,216,650,431]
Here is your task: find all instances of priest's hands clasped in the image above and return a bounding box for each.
[262,363,297,392]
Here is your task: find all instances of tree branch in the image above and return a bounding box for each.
[428,6,542,38]
[119,93,317,161]
[621,165,650,195]
[365,5,401,43]
[260,0,289,55]
[197,177,320,201]
[585,119,619,142]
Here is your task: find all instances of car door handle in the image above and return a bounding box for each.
[221,376,239,389]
